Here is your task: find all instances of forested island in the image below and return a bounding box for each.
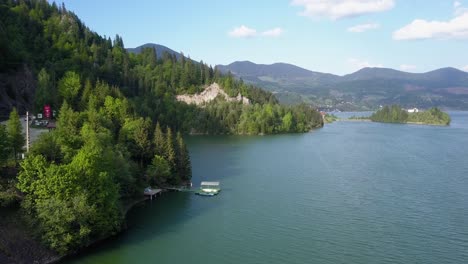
[355,105,451,126]
[323,113,338,123]
[0,1,323,263]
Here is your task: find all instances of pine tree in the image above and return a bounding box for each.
[35,68,51,112]
[164,126,176,174]
[7,108,25,164]
[176,131,191,182]
[80,79,92,110]
[154,122,165,156]
[133,118,153,166]
[0,125,9,167]
[58,71,81,110]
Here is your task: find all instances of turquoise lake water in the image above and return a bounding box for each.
[66,112,468,264]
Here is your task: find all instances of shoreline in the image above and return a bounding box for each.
[0,195,157,264]
[337,119,449,126]
[48,195,158,264]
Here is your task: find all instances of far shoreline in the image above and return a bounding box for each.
[336,118,450,126]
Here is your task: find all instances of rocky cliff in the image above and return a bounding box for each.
[0,65,36,120]
[176,83,250,106]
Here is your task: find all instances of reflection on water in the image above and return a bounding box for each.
[67,112,468,264]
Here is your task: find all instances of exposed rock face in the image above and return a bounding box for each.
[176,83,250,106]
[0,65,36,120]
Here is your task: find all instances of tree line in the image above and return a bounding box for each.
[0,0,323,255]
[370,105,450,125]
[1,0,322,135]
[15,78,191,253]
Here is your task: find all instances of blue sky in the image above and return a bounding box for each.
[53,0,468,75]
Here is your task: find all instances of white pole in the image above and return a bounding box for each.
[26,111,29,153]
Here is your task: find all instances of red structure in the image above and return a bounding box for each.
[43,105,51,119]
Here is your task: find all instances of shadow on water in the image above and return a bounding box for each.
[62,191,223,263]
[63,136,245,263]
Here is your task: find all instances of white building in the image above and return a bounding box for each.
[407,108,419,113]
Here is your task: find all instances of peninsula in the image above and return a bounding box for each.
[349,105,451,126]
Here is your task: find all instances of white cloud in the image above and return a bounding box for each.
[454,1,468,16]
[400,64,417,71]
[291,0,395,20]
[262,27,284,37]
[393,12,468,40]
[347,23,380,32]
[462,65,468,72]
[348,58,383,70]
[228,26,284,38]
[228,25,257,38]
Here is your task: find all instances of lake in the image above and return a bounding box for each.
[66,112,468,264]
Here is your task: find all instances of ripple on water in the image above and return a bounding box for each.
[67,113,468,264]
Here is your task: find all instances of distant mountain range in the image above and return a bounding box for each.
[127,44,468,110]
[217,61,468,110]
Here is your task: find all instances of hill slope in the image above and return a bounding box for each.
[218,62,468,110]
[127,43,183,60]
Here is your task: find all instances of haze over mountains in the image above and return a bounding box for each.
[218,61,468,110]
[129,44,468,110]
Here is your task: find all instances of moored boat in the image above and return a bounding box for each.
[195,181,221,196]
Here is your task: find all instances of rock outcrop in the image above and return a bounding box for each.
[0,65,36,120]
[176,83,250,106]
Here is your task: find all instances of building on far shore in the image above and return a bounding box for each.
[407,108,419,113]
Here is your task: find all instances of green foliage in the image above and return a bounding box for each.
[30,131,62,163]
[370,105,409,123]
[0,125,9,167]
[153,122,165,157]
[407,108,451,125]
[146,155,171,186]
[35,68,54,112]
[34,194,95,253]
[324,114,338,123]
[2,0,320,136]
[58,71,81,109]
[184,101,323,135]
[0,188,19,208]
[17,147,121,253]
[2,0,323,253]
[176,132,191,182]
[15,73,194,252]
[282,112,294,133]
[56,102,83,162]
[7,108,25,163]
[164,127,176,173]
[370,105,451,125]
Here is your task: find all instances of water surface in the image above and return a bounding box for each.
[67,112,468,264]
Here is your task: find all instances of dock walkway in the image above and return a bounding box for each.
[144,188,163,200]
[165,187,195,192]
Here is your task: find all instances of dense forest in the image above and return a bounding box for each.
[0,0,323,257]
[2,81,192,253]
[0,0,322,134]
[370,105,451,125]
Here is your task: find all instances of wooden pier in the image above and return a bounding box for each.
[144,188,163,200]
[165,187,194,192]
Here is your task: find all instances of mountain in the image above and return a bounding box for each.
[217,61,338,79]
[217,61,339,91]
[127,43,183,60]
[217,62,468,110]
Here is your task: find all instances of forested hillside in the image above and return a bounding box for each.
[0,0,322,133]
[219,61,468,110]
[0,0,323,258]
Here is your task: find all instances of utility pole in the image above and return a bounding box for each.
[26,111,30,153]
